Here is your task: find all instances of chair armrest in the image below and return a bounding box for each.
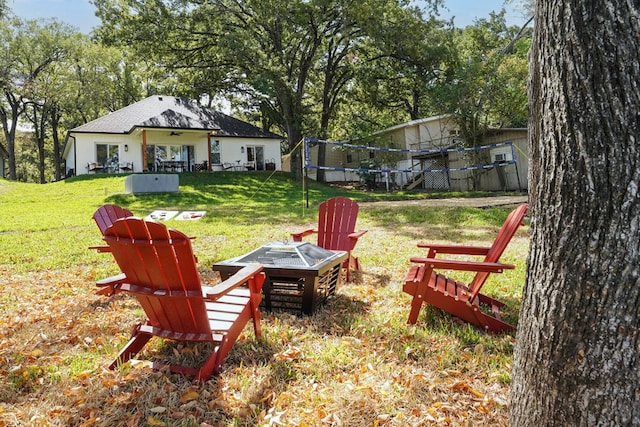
[409,257,514,273]
[96,272,127,287]
[416,243,491,256]
[89,245,111,253]
[95,273,127,295]
[106,266,264,299]
[203,264,265,299]
[348,230,368,240]
[291,228,316,242]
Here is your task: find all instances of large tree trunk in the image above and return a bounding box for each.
[279,90,304,182]
[51,107,63,181]
[510,1,640,425]
[0,93,23,181]
[52,120,62,181]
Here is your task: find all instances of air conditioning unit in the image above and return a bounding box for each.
[494,153,508,163]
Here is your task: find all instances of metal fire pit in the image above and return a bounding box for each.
[213,242,347,314]
[235,242,339,267]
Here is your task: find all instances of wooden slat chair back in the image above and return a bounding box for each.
[292,196,367,281]
[93,204,133,235]
[91,204,135,293]
[100,217,264,381]
[464,203,528,301]
[403,203,528,333]
[317,196,360,252]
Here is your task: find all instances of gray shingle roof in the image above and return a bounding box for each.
[70,95,283,139]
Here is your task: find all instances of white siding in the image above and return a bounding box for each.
[67,129,282,176]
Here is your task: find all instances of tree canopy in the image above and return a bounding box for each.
[0,0,531,182]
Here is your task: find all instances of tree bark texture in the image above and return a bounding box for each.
[510,1,640,425]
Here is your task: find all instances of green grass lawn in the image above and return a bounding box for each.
[0,172,528,426]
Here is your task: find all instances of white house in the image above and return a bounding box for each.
[305,114,528,192]
[63,95,284,176]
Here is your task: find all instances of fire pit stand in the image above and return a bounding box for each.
[212,242,347,315]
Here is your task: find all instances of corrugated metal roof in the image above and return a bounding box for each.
[70,95,283,139]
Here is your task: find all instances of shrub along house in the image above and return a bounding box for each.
[63,95,284,177]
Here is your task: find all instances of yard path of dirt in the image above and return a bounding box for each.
[359,194,529,208]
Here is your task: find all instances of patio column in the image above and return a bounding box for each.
[207,132,212,171]
[142,129,148,172]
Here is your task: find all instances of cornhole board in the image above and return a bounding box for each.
[145,210,179,221]
[175,211,206,220]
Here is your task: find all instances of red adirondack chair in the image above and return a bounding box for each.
[403,203,528,333]
[92,204,133,235]
[96,217,265,381]
[292,196,367,281]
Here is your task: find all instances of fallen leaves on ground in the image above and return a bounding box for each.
[0,233,520,426]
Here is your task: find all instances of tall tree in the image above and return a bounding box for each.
[424,12,531,190]
[0,19,21,179]
[22,20,76,182]
[308,1,365,183]
[356,9,452,122]
[441,11,531,146]
[217,0,328,181]
[66,41,143,125]
[0,18,62,180]
[510,0,640,424]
